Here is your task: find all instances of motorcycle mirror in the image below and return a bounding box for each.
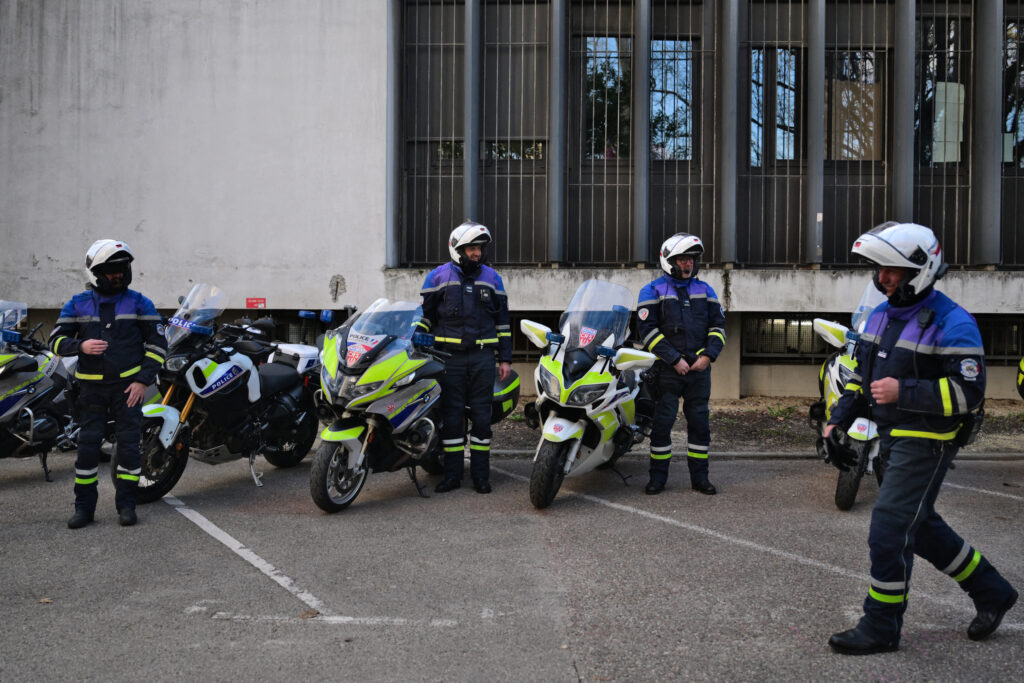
[519,319,551,349]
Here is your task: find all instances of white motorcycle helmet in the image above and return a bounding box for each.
[851,222,947,306]
[448,220,492,272]
[85,238,134,294]
[659,233,704,278]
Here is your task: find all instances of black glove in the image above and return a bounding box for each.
[826,428,858,472]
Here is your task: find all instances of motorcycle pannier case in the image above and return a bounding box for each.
[491,370,521,424]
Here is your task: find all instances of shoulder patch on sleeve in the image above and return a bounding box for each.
[638,308,649,321]
[959,358,980,380]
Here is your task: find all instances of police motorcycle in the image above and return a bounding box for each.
[518,279,658,509]
[135,283,319,503]
[309,297,521,512]
[0,301,77,481]
[808,283,888,510]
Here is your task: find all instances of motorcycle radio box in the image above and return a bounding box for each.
[270,343,321,374]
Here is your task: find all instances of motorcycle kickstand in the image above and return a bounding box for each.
[38,452,52,482]
[610,465,632,486]
[248,453,265,487]
[407,466,430,499]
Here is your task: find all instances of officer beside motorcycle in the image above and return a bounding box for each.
[637,233,726,495]
[419,221,512,494]
[1017,357,1024,400]
[825,222,1018,654]
[49,240,166,528]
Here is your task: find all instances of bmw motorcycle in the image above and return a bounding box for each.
[136,283,319,502]
[808,283,887,510]
[310,297,519,513]
[518,279,657,509]
[0,301,76,481]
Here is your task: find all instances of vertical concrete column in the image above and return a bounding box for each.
[717,0,738,264]
[971,0,1003,265]
[463,0,482,221]
[386,0,402,267]
[632,0,652,263]
[892,0,915,222]
[548,0,567,262]
[803,0,824,264]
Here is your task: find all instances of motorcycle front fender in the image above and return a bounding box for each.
[321,418,365,469]
[540,416,586,443]
[141,404,180,450]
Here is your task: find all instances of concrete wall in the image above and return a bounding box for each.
[0,0,389,310]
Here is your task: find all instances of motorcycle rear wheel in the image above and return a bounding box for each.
[529,440,569,509]
[310,441,367,512]
[131,420,188,504]
[263,410,318,468]
[834,446,869,511]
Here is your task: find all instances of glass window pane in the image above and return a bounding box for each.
[776,48,799,161]
[750,48,764,167]
[584,36,632,159]
[651,39,694,160]
[827,51,882,161]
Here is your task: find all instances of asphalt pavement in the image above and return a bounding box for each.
[2,450,1022,681]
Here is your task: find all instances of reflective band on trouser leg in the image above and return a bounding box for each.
[469,435,491,453]
[650,444,672,461]
[687,442,709,460]
[116,465,142,482]
[949,548,982,583]
[869,577,908,605]
[74,467,99,486]
[442,438,465,454]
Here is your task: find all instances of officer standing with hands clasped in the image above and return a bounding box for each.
[419,221,512,494]
[825,222,1017,654]
[49,240,167,528]
[637,233,726,496]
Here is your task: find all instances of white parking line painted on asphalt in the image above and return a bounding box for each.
[166,496,460,627]
[943,482,1024,502]
[490,466,973,611]
[164,496,330,614]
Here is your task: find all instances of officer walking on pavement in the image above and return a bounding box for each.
[825,222,1018,654]
[49,240,167,528]
[637,233,726,495]
[419,221,512,494]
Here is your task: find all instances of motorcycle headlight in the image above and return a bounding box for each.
[342,376,384,400]
[837,362,855,389]
[537,365,561,398]
[321,365,344,394]
[566,383,606,407]
[165,355,190,373]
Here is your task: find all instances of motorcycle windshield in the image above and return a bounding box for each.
[851,282,886,334]
[341,298,421,368]
[557,280,634,384]
[0,301,28,331]
[165,283,228,349]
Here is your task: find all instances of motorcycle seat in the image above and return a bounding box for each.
[234,339,275,363]
[257,362,301,395]
[1,355,38,375]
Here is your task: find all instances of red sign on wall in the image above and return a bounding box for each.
[245,298,267,309]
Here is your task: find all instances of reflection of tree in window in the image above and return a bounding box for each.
[585,36,631,160]
[651,39,694,161]
[749,48,801,167]
[776,49,798,160]
[751,49,764,166]
[1004,21,1024,167]
[826,51,882,161]
[915,17,968,166]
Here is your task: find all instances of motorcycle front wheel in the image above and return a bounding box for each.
[129,420,189,504]
[834,445,869,511]
[310,441,367,512]
[529,440,569,509]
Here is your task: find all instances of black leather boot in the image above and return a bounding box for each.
[118,507,138,527]
[67,509,95,529]
[828,627,899,655]
[968,589,1018,641]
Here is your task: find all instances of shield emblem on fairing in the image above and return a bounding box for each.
[578,327,597,346]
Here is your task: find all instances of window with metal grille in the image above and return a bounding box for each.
[914,10,972,265]
[401,0,466,267]
[741,314,837,364]
[976,315,1024,366]
[1001,10,1024,265]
